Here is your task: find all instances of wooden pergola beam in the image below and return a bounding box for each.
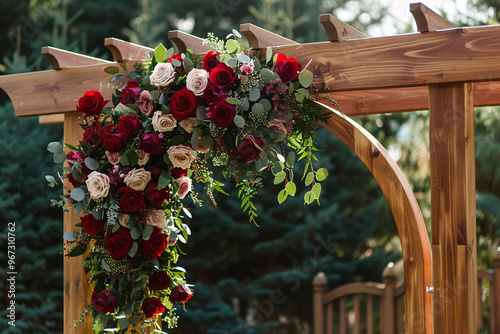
[319,14,368,42]
[410,3,456,32]
[168,30,211,55]
[104,38,153,61]
[240,23,298,49]
[41,47,111,69]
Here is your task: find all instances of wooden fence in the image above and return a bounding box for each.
[313,250,500,334]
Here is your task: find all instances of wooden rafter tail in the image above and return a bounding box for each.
[319,14,367,42]
[168,31,210,55]
[39,115,64,124]
[41,46,111,70]
[240,23,298,49]
[104,38,153,62]
[410,2,456,32]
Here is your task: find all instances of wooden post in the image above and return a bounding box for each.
[429,82,477,334]
[493,248,500,333]
[382,263,397,334]
[63,112,91,333]
[313,272,328,334]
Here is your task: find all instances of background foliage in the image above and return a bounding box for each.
[0,0,499,333]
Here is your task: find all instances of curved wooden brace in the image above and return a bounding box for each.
[410,2,455,32]
[168,30,211,55]
[41,46,111,69]
[319,14,367,42]
[240,23,298,49]
[104,38,153,61]
[314,101,432,334]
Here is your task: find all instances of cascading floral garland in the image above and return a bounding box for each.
[47,31,332,333]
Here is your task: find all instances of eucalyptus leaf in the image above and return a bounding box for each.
[227,58,238,67]
[53,151,67,164]
[259,99,272,112]
[252,103,265,115]
[298,69,314,88]
[200,136,214,149]
[260,68,275,84]
[101,259,112,272]
[196,105,207,119]
[232,29,242,38]
[118,317,130,330]
[266,46,273,63]
[165,47,175,61]
[70,188,85,202]
[74,202,84,214]
[45,175,55,183]
[142,225,154,240]
[84,157,99,171]
[183,57,194,72]
[226,98,242,105]
[234,115,245,128]
[226,39,237,53]
[47,141,63,153]
[241,98,250,111]
[130,227,141,240]
[63,231,77,241]
[237,54,250,64]
[92,207,104,220]
[249,87,260,102]
[171,58,182,67]
[128,242,138,257]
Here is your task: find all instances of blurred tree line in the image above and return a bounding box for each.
[0,0,499,333]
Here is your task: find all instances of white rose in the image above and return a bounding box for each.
[150,62,175,87]
[152,111,177,132]
[123,168,152,191]
[179,118,197,133]
[186,69,209,96]
[145,209,167,229]
[167,145,197,169]
[86,171,110,199]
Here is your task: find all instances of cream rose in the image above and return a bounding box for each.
[145,209,167,229]
[167,145,197,169]
[106,151,120,165]
[186,69,209,96]
[152,111,177,132]
[179,118,197,133]
[136,150,150,166]
[123,168,152,191]
[176,176,192,199]
[118,214,131,228]
[86,171,110,199]
[150,62,175,87]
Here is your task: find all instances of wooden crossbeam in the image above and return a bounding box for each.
[104,38,153,61]
[41,47,111,69]
[319,14,367,42]
[240,23,298,49]
[410,3,456,32]
[168,30,211,55]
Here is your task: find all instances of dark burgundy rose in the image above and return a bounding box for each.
[142,297,165,318]
[149,271,171,291]
[105,229,133,259]
[146,165,165,183]
[171,168,187,179]
[274,53,302,83]
[169,88,199,121]
[142,227,167,259]
[210,100,235,128]
[91,290,116,314]
[68,172,81,187]
[118,114,142,139]
[203,83,221,105]
[201,50,221,72]
[145,182,169,207]
[236,136,265,162]
[169,285,193,304]
[66,151,90,184]
[81,214,104,236]
[118,186,146,213]
[104,132,127,153]
[169,53,185,73]
[209,63,236,90]
[119,80,141,105]
[83,121,104,149]
[77,90,109,116]
[139,132,161,155]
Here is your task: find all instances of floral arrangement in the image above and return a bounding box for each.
[47,31,331,333]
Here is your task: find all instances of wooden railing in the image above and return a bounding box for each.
[313,250,500,334]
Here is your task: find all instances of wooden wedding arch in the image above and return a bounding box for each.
[1,2,498,333]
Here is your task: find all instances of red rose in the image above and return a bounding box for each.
[169,285,193,304]
[149,271,171,291]
[104,132,127,153]
[142,297,165,318]
[142,227,167,259]
[83,121,104,149]
[105,229,133,259]
[120,80,141,105]
[169,54,185,73]
[274,53,301,83]
[77,90,109,116]
[169,88,199,121]
[147,165,165,183]
[209,63,236,90]
[171,168,187,179]
[202,50,221,72]
[118,114,142,139]
[118,187,146,213]
[236,136,265,162]
[203,83,221,105]
[210,100,235,128]
[91,290,116,314]
[145,182,169,207]
[81,214,104,236]
[139,132,161,155]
